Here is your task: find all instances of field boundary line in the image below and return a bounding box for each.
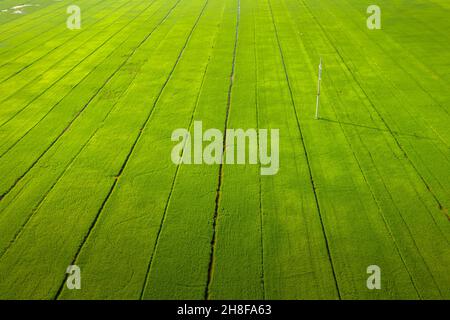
[204,0,240,300]
[253,6,266,299]
[267,0,342,299]
[319,119,436,141]
[140,0,233,299]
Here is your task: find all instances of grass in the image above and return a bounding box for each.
[0,0,448,299]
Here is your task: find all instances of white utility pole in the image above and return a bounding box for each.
[315,58,322,119]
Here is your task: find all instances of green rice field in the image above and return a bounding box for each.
[0,0,449,299]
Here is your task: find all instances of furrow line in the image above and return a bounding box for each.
[205,0,240,300]
[253,6,265,299]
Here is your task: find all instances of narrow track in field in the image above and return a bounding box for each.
[253,5,266,299]
[204,0,240,300]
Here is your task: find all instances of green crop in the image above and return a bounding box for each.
[0,0,448,299]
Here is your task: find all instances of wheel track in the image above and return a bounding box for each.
[253,4,266,300]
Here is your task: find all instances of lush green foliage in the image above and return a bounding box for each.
[0,0,448,299]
